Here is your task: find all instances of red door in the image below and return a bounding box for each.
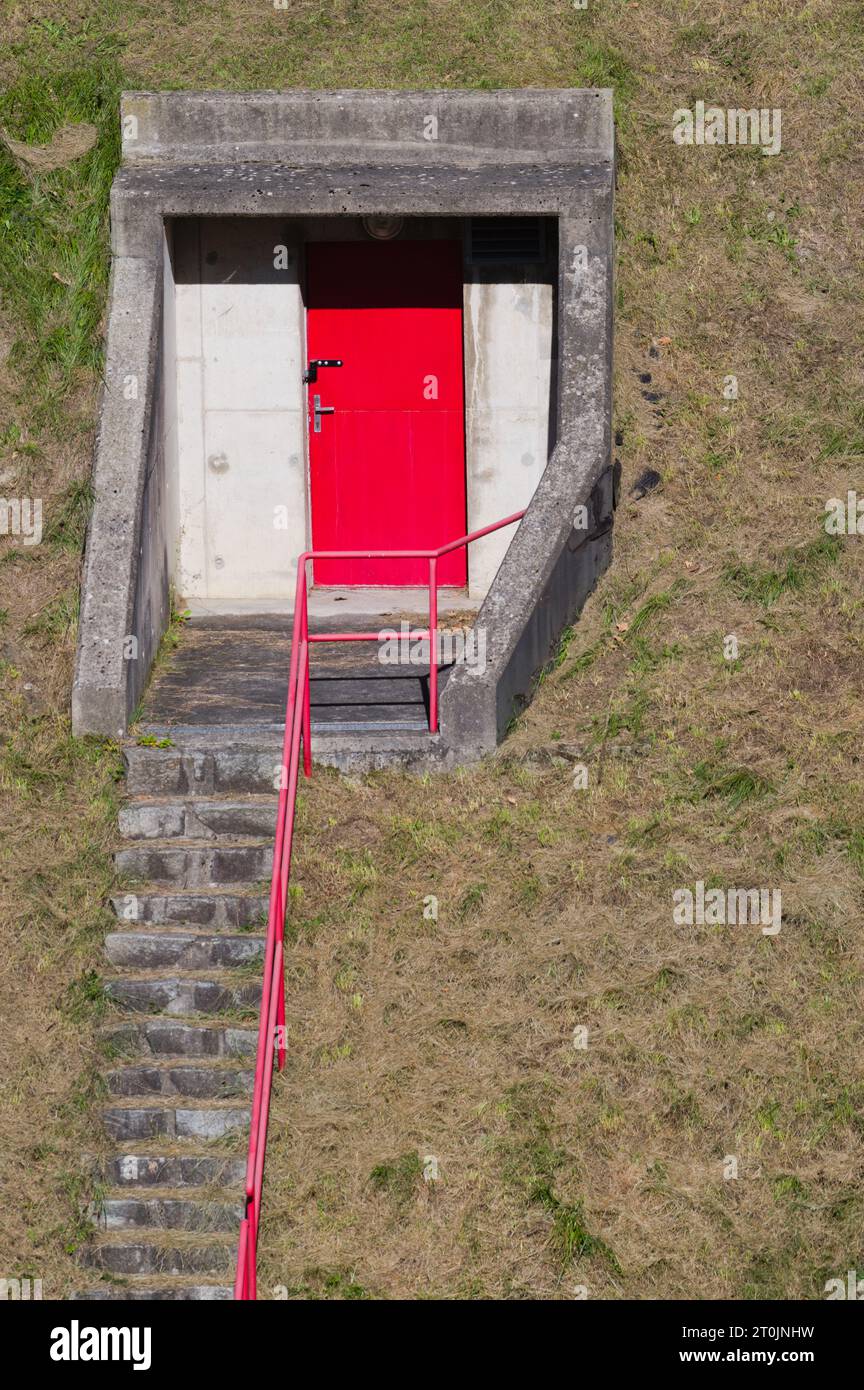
[306,240,467,586]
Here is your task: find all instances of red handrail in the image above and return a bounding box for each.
[233,509,524,1298]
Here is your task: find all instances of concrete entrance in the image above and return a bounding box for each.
[73,90,617,766]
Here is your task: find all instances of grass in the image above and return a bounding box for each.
[0,55,121,424]
[691,763,773,811]
[43,478,94,553]
[723,536,843,607]
[368,1151,424,1210]
[0,718,119,1290]
[1,0,863,1299]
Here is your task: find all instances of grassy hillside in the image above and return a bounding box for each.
[1,0,862,1297]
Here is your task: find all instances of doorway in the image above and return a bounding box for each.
[305,239,467,587]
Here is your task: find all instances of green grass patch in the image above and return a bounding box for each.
[0,50,122,426]
[723,536,842,607]
[692,762,773,811]
[369,1151,424,1210]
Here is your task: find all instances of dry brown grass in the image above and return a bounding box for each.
[0,288,119,1294]
[1,0,863,1297]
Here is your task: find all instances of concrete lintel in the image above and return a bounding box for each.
[109,161,612,259]
[120,89,614,168]
[72,256,162,736]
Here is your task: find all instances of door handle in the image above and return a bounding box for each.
[312,394,335,433]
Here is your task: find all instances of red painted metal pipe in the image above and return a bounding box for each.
[250,940,283,1257]
[308,631,430,643]
[234,1219,249,1299]
[235,510,526,1299]
[428,556,438,733]
[235,656,306,1299]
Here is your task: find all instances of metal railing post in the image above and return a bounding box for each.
[234,1218,249,1299]
[247,1211,257,1302]
[428,556,438,733]
[300,566,312,777]
[275,879,286,1072]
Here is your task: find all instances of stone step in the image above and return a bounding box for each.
[100,1197,243,1232]
[104,1063,254,1099]
[105,1153,247,1188]
[103,1019,257,1058]
[72,1283,234,1301]
[114,840,272,887]
[79,1238,234,1276]
[124,728,441,785]
[102,1104,250,1142]
[124,741,284,796]
[105,975,260,1016]
[104,930,265,970]
[119,797,278,841]
[110,890,268,928]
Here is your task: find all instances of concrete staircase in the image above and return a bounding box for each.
[74,738,277,1300]
[73,624,445,1300]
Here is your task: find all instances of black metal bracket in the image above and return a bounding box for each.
[303,359,343,384]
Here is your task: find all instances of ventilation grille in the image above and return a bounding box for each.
[467,217,546,265]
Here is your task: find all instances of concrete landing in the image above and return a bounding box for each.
[185,587,480,621]
[139,613,470,735]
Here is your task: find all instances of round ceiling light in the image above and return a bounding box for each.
[361,216,404,241]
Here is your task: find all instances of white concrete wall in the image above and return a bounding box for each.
[464,274,555,599]
[169,218,306,600]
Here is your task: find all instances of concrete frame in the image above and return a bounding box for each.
[72,90,616,761]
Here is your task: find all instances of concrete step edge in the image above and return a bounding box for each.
[104,968,261,981]
[85,1230,238,1247]
[121,793,279,807]
[107,926,267,938]
[113,887,268,899]
[102,1099,252,1112]
[70,1284,234,1300]
[101,1186,244,1201]
[104,1144,247,1160]
[102,1015,257,1029]
[105,927,267,938]
[103,1018,258,1033]
[117,832,275,848]
[103,1057,255,1071]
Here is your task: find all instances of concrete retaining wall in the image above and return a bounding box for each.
[73,256,165,736]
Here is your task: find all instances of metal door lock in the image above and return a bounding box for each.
[303,358,343,384]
